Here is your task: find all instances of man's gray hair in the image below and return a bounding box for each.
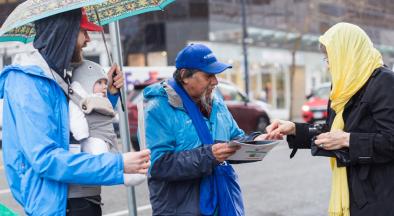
[173,69,198,84]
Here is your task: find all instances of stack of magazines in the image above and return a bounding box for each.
[227,140,282,163]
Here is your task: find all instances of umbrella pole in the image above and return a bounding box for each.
[109,21,138,216]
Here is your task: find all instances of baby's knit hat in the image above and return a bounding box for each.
[72,60,107,95]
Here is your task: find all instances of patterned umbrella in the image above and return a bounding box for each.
[0,203,18,216]
[0,0,174,43]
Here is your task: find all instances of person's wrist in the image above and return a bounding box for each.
[290,122,296,135]
[109,87,119,95]
[121,153,127,173]
[210,144,223,163]
[211,144,217,157]
[343,132,350,148]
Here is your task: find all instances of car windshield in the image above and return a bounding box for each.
[217,83,245,102]
[314,86,330,99]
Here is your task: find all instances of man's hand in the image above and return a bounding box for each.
[265,119,296,140]
[123,149,151,174]
[211,143,240,163]
[107,64,125,94]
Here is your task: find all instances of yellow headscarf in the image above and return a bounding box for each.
[318,22,383,216]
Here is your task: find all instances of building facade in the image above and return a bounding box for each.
[119,0,394,118]
[2,0,394,119]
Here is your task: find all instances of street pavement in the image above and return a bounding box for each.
[0,141,331,216]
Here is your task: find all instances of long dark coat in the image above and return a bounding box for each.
[287,66,394,216]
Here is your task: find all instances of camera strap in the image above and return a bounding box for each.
[290,148,297,158]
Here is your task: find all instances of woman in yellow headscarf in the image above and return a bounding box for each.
[264,22,394,216]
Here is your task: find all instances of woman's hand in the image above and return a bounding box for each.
[265,119,296,140]
[253,134,268,141]
[314,130,350,150]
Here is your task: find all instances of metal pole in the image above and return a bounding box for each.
[241,0,250,96]
[109,21,138,216]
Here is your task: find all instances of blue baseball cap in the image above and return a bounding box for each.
[175,44,232,74]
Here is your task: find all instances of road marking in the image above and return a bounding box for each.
[103,204,151,216]
[0,189,11,195]
[137,205,151,212]
[269,142,288,152]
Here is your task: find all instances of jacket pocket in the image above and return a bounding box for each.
[14,152,27,175]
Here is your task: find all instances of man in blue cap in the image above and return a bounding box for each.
[143,44,265,215]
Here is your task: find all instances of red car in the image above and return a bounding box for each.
[127,80,271,150]
[302,83,330,124]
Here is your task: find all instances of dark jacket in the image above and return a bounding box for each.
[287,66,394,216]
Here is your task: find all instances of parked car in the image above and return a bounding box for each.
[127,80,271,151]
[216,80,271,134]
[301,83,330,124]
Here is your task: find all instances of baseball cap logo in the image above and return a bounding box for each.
[175,43,231,74]
[203,53,215,60]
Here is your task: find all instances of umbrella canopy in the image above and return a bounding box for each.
[0,0,174,43]
[0,0,105,42]
[0,203,18,216]
[85,0,174,26]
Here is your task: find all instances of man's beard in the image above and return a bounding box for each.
[199,87,214,111]
[71,45,83,63]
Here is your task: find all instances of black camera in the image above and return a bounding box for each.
[309,124,329,144]
[309,124,350,166]
[289,124,329,158]
[289,123,350,165]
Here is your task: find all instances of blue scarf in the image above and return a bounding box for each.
[168,79,244,216]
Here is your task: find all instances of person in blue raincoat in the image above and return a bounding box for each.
[0,9,150,216]
[144,44,267,215]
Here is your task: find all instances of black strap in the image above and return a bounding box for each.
[290,148,298,158]
[51,70,84,107]
[69,132,80,144]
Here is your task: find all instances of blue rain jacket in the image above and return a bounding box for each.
[0,52,124,215]
[144,81,248,215]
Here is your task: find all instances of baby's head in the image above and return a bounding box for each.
[93,78,108,97]
[72,60,108,96]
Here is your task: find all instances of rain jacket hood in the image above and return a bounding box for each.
[0,50,52,98]
[33,9,81,80]
[144,80,184,109]
[318,22,383,216]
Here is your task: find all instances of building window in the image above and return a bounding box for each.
[145,23,165,51]
[147,51,168,66]
[127,53,146,66]
[189,2,208,18]
[318,3,345,17]
[3,55,12,66]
